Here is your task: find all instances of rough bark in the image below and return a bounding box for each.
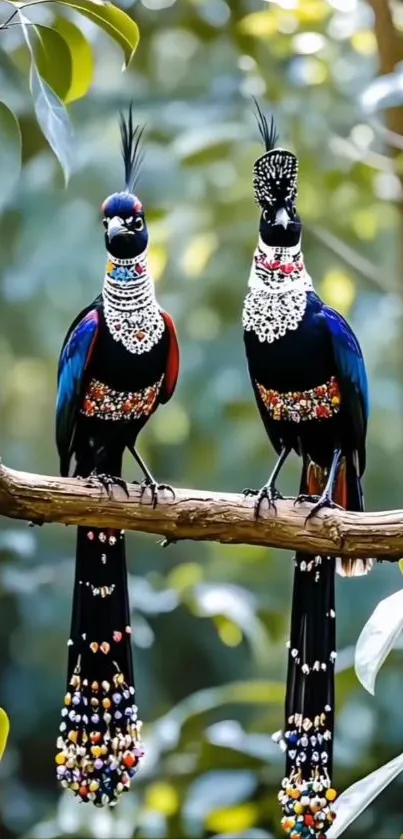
[0,461,402,559]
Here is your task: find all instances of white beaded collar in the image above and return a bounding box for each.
[102,247,164,355]
[243,237,313,344]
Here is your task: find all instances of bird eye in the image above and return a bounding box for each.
[134,217,144,231]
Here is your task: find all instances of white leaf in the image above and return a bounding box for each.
[30,64,74,185]
[327,752,403,838]
[354,588,403,695]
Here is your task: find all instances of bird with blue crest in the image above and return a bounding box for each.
[55,108,180,807]
[242,102,372,838]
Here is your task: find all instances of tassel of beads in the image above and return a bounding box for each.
[56,670,144,806]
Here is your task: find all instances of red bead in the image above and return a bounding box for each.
[282,264,295,275]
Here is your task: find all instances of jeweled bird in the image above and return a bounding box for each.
[55,109,179,807]
[242,103,372,838]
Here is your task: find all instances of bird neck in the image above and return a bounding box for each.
[102,248,165,355]
[102,248,156,311]
[242,237,314,345]
[247,237,313,295]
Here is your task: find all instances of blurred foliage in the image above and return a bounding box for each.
[0,0,139,182]
[1,0,403,837]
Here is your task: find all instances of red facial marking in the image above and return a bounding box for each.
[134,199,143,213]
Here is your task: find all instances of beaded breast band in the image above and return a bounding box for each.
[81,376,164,422]
[256,377,341,423]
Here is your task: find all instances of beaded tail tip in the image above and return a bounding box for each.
[279,767,337,839]
[56,671,144,806]
[277,707,337,838]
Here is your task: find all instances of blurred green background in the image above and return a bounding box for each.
[1,0,403,836]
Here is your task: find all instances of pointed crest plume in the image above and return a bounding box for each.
[119,105,146,193]
[252,99,298,208]
[253,97,279,152]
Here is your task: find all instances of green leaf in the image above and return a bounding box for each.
[23,0,139,67]
[33,24,72,101]
[0,102,22,211]
[62,0,139,67]
[29,63,74,184]
[54,17,94,103]
[153,680,285,752]
[0,707,10,761]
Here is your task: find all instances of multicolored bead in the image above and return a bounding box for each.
[81,376,164,422]
[256,376,341,423]
[55,672,144,807]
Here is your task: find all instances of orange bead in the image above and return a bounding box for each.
[123,753,135,768]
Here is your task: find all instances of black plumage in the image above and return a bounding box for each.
[54,110,180,808]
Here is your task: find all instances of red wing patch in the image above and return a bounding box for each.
[160,310,180,403]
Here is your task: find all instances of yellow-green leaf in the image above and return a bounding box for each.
[55,0,139,68]
[399,559,403,575]
[33,24,72,101]
[0,707,10,760]
[54,17,94,103]
[0,102,22,211]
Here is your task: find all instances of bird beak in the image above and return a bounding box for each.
[275,207,290,229]
[107,216,126,241]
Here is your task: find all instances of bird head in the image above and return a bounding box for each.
[102,109,148,262]
[252,101,301,249]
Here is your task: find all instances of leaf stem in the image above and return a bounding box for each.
[0,8,20,28]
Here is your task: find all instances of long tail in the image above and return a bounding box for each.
[56,524,144,806]
[279,460,338,838]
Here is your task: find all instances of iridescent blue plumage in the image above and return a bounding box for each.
[322,303,368,473]
[56,307,99,474]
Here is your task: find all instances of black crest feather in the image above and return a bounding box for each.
[119,105,146,193]
[253,98,279,152]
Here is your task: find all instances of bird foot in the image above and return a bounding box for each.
[305,492,340,523]
[294,493,320,506]
[244,485,283,519]
[134,479,175,509]
[88,472,129,499]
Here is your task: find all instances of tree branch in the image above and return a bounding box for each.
[0,461,402,559]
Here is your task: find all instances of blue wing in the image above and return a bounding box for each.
[321,304,368,473]
[56,308,99,475]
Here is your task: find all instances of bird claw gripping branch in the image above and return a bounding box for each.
[55,107,180,806]
[242,101,372,837]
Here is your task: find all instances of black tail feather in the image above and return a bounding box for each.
[56,526,143,806]
[279,461,338,837]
